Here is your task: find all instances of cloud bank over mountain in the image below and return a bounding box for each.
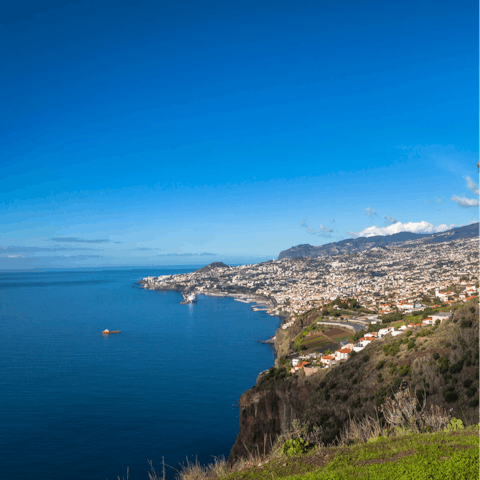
[355,221,455,238]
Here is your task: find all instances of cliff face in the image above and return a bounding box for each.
[229,379,311,463]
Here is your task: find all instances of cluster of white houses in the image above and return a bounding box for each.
[142,236,477,322]
[290,311,452,375]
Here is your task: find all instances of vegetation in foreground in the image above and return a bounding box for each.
[138,425,479,480]
[127,387,479,480]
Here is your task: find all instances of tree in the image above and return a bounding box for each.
[353,329,366,343]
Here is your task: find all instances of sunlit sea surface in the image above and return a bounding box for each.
[0,268,280,480]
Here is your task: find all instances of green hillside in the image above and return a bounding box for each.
[229,298,478,462]
[224,428,479,480]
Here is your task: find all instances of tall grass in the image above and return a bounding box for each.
[146,456,228,480]
[339,387,452,445]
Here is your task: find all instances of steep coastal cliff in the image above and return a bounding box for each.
[229,299,479,463]
[229,377,311,463]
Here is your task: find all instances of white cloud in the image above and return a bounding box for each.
[383,215,397,224]
[300,220,332,237]
[451,195,479,208]
[364,207,377,218]
[466,176,479,196]
[350,221,455,238]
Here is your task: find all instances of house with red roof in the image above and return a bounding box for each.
[320,355,336,366]
[335,348,352,361]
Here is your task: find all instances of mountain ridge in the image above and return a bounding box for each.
[278,223,479,260]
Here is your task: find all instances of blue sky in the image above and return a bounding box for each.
[1,0,478,268]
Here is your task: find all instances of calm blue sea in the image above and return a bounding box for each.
[0,268,280,480]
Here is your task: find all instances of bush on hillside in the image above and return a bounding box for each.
[442,386,458,403]
[282,438,310,456]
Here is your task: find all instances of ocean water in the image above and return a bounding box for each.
[0,268,280,480]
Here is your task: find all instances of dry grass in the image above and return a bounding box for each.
[339,412,384,444]
[380,387,427,433]
[338,387,452,446]
[146,456,228,480]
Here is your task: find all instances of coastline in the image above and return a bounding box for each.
[138,279,289,323]
[137,277,288,456]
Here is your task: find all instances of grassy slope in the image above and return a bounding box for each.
[226,428,479,480]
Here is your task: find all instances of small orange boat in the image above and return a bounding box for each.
[102,329,121,334]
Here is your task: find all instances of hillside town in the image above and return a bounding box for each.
[141,235,478,319]
[288,310,454,376]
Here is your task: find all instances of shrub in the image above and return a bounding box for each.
[375,387,387,407]
[443,373,452,383]
[390,377,402,393]
[437,356,449,374]
[443,417,464,432]
[405,330,412,337]
[353,329,366,342]
[416,388,427,403]
[466,385,477,398]
[377,373,383,383]
[363,355,369,363]
[449,361,463,375]
[282,438,310,456]
[407,341,415,350]
[383,343,401,356]
[376,360,385,370]
[260,366,289,385]
[442,386,458,403]
[398,365,411,377]
[464,379,473,388]
[468,396,479,408]
[433,352,440,360]
[460,319,472,328]
[350,397,362,409]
